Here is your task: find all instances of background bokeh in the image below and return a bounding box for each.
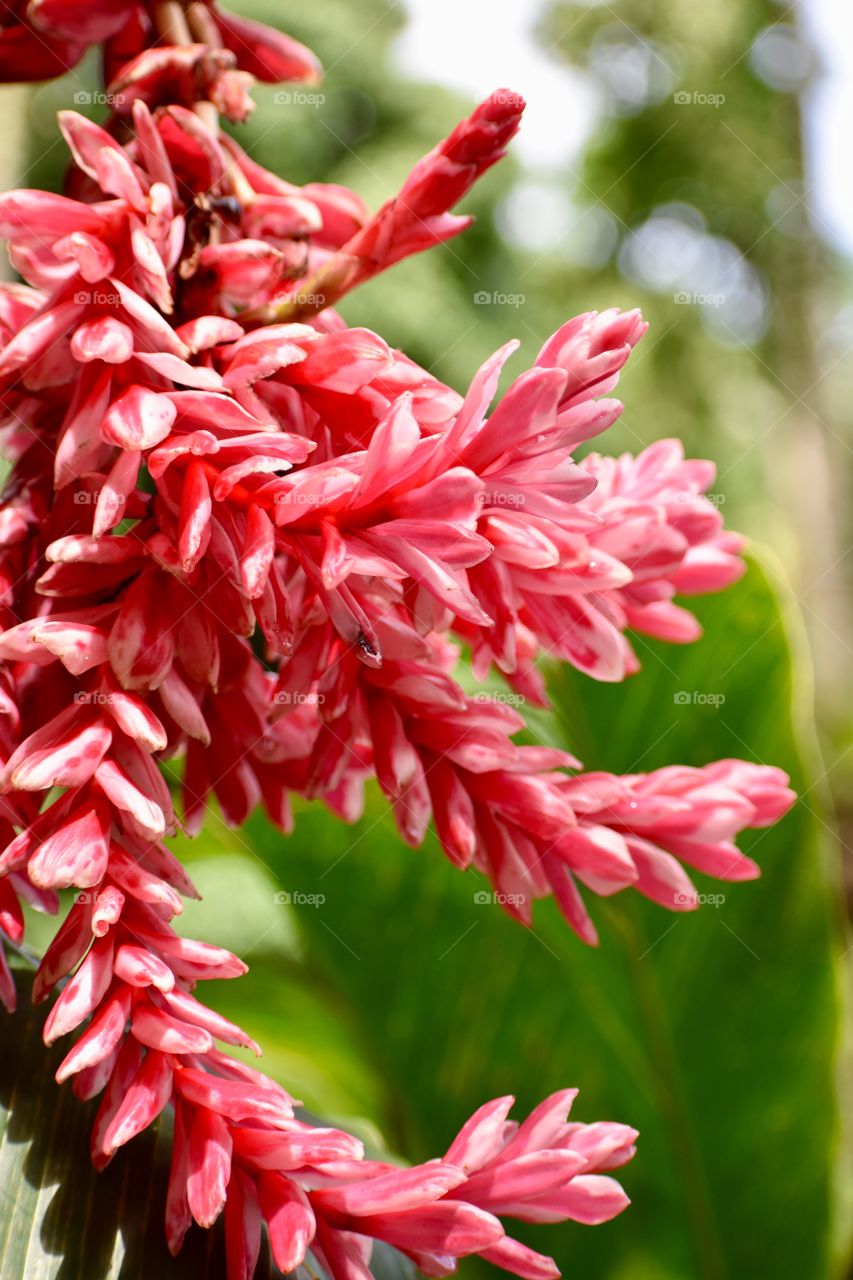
[4,2,853,1278]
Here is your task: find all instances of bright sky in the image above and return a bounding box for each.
[394,0,853,259]
[800,0,853,255]
[392,0,597,171]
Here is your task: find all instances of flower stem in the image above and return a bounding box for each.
[153,0,255,212]
[153,1,193,46]
[186,1,221,47]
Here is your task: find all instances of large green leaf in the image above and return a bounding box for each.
[241,554,843,1280]
[0,971,229,1279]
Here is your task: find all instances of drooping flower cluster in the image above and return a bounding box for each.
[0,4,795,1278]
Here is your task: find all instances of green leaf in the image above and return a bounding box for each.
[243,554,842,1280]
[0,971,228,1279]
[170,839,398,1135]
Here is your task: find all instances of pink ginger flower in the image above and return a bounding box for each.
[267,620,794,942]
[0,780,637,1279]
[441,1092,637,1278]
[0,1,321,88]
[576,440,746,660]
[0,217,792,947]
[0,591,636,1275]
[258,89,526,322]
[547,760,795,944]
[442,312,748,691]
[0,240,641,1280]
[0,104,362,343]
[0,4,797,1272]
